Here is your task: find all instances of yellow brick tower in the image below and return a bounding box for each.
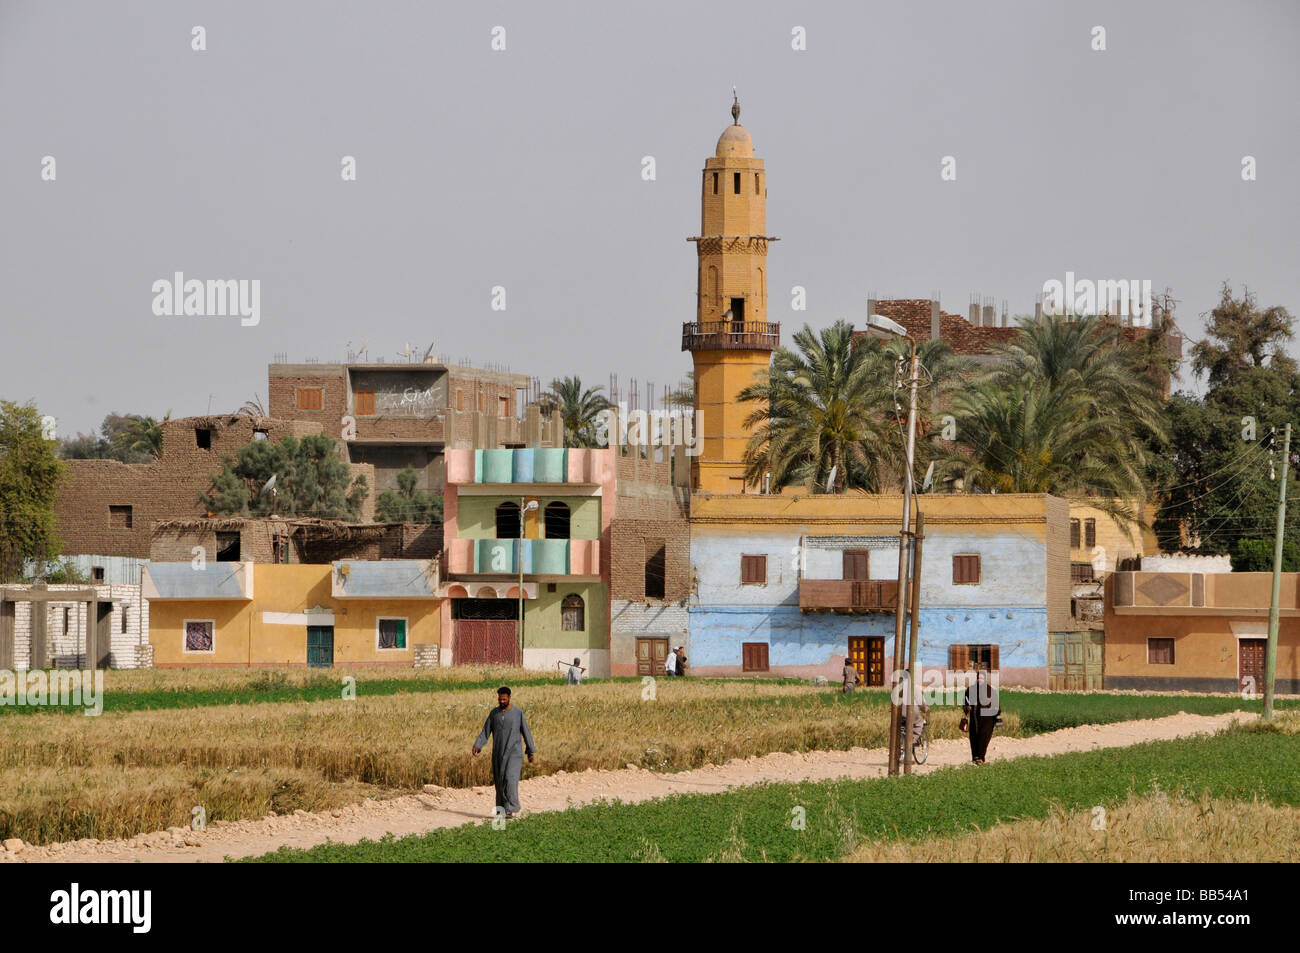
[683,94,779,494]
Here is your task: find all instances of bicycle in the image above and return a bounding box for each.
[899,714,930,765]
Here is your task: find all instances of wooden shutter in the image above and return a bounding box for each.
[953,554,980,585]
[355,390,375,415]
[1084,519,1096,548]
[742,642,769,672]
[988,644,1000,671]
[843,550,869,580]
[1070,519,1080,548]
[948,644,970,671]
[741,555,766,584]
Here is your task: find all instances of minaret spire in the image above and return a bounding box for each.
[731,88,740,125]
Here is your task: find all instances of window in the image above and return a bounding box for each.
[183,620,215,654]
[478,392,484,413]
[121,605,129,634]
[355,390,375,415]
[296,387,323,411]
[1148,638,1175,665]
[253,428,268,441]
[544,501,571,539]
[740,554,767,585]
[712,172,718,195]
[742,642,770,672]
[62,607,71,634]
[91,566,105,583]
[495,501,521,539]
[109,505,133,529]
[1070,562,1095,583]
[561,594,585,631]
[755,173,760,195]
[272,536,290,564]
[948,643,999,671]
[1069,519,1080,548]
[498,395,509,417]
[377,617,408,650]
[729,297,745,324]
[733,171,741,194]
[215,532,240,562]
[195,428,212,449]
[842,550,869,580]
[645,539,666,599]
[1084,519,1096,549]
[456,389,464,411]
[952,554,981,585]
[547,582,557,593]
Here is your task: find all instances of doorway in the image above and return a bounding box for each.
[848,636,885,687]
[307,625,334,668]
[636,637,669,676]
[1239,638,1267,695]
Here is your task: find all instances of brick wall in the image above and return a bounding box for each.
[611,476,690,603]
[7,584,148,669]
[1044,495,1075,631]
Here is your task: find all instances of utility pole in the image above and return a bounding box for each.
[1264,423,1290,720]
[887,342,921,776]
[903,511,925,776]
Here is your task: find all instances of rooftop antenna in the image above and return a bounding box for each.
[423,342,436,363]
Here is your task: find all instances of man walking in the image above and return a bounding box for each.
[962,669,1000,764]
[664,644,677,676]
[842,657,860,694]
[472,686,536,818]
[566,657,584,685]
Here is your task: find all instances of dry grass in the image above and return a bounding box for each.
[0,680,998,844]
[93,664,550,694]
[844,787,1300,862]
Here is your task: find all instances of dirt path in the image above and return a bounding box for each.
[6,710,1252,863]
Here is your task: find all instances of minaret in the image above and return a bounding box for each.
[683,94,779,493]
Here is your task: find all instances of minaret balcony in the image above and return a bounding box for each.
[682,320,780,352]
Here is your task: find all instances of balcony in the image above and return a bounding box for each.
[682,321,780,352]
[799,579,899,613]
[445,538,601,576]
[445,448,612,486]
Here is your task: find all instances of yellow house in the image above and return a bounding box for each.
[143,561,440,668]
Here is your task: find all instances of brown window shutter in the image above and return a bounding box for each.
[952,556,962,585]
[1085,519,1096,549]
[949,644,969,670]
[989,644,1000,671]
[1070,519,1080,548]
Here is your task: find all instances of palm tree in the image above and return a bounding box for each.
[737,321,902,492]
[113,411,171,461]
[940,313,1165,524]
[236,394,267,417]
[664,371,695,409]
[546,377,612,448]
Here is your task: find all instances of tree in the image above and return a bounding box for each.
[375,467,443,522]
[546,377,612,448]
[60,411,167,463]
[941,312,1167,526]
[0,401,65,582]
[200,434,368,520]
[235,394,267,417]
[1232,538,1300,573]
[1154,284,1299,554]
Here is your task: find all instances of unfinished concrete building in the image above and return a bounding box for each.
[150,517,441,565]
[268,360,562,497]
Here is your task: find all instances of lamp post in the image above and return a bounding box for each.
[518,497,539,665]
[866,314,922,777]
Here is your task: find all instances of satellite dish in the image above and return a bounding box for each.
[922,461,935,493]
[825,465,838,493]
[422,342,436,363]
[260,474,277,497]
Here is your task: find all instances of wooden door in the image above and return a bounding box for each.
[1239,638,1267,695]
[1084,630,1104,690]
[636,637,668,676]
[842,550,869,580]
[847,636,885,687]
[307,626,334,668]
[89,601,112,670]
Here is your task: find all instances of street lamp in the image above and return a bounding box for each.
[518,498,539,666]
[865,314,922,776]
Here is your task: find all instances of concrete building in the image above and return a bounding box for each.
[142,561,440,668]
[688,493,1073,686]
[268,360,561,496]
[0,582,149,669]
[441,448,612,673]
[1106,570,1300,693]
[149,516,440,565]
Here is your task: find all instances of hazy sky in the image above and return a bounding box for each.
[3,0,1297,438]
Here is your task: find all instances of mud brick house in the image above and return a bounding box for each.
[150,517,440,565]
[608,447,691,676]
[268,360,561,497]
[1105,570,1300,693]
[54,415,372,559]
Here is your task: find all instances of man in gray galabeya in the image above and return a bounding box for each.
[472,686,537,818]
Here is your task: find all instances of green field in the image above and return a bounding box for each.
[242,720,1300,863]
